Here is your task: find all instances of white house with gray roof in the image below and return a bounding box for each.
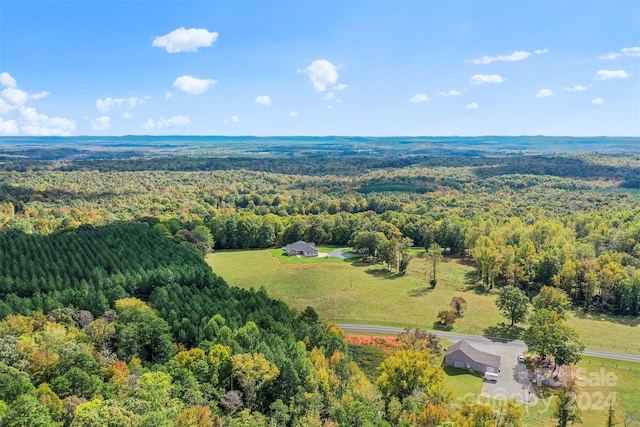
[285,241,319,257]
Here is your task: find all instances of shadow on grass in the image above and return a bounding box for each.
[462,271,490,294]
[432,321,453,331]
[483,322,524,341]
[364,267,403,280]
[443,366,483,378]
[408,287,433,297]
[571,310,640,327]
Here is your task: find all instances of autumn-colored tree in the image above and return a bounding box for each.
[176,406,214,427]
[376,349,451,406]
[437,310,457,328]
[417,402,450,427]
[455,398,495,427]
[104,360,131,389]
[495,398,524,427]
[231,353,279,409]
[450,296,467,317]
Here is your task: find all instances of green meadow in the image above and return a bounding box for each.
[207,249,640,354]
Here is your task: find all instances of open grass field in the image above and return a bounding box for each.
[206,249,640,354]
[208,249,502,334]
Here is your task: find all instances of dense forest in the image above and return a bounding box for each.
[1,154,639,315]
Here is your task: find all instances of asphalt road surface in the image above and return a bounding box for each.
[337,324,640,363]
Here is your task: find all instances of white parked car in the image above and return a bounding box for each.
[518,353,525,363]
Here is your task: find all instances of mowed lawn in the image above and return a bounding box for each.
[206,249,640,353]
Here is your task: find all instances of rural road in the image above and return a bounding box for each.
[337,324,640,363]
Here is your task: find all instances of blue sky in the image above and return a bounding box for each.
[1,1,639,136]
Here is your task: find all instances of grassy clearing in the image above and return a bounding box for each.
[207,250,640,354]
[208,249,499,336]
[566,312,640,354]
[570,356,640,426]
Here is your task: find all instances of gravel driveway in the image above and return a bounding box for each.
[465,339,536,402]
[327,248,361,259]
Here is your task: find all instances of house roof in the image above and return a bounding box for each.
[287,241,318,252]
[445,340,501,368]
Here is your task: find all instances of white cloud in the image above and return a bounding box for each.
[466,50,532,65]
[1,88,29,106]
[30,91,50,100]
[563,85,587,92]
[0,72,17,88]
[0,99,12,115]
[120,112,133,120]
[621,47,640,57]
[143,115,191,130]
[599,46,640,60]
[409,93,429,103]
[0,118,18,135]
[0,73,74,135]
[96,96,145,113]
[290,112,298,117]
[301,59,339,92]
[336,98,342,104]
[327,105,332,109]
[535,48,550,55]
[0,73,49,109]
[142,119,155,130]
[152,27,219,53]
[96,97,124,113]
[470,74,505,85]
[591,98,604,105]
[229,115,240,123]
[255,95,272,106]
[19,107,76,136]
[535,89,555,98]
[323,92,335,100]
[166,116,191,126]
[466,102,479,110]
[165,91,173,100]
[596,69,630,80]
[91,116,111,131]
[437,90,462,97]
[333,83,348,91]
[599,53,620,60]
[127,97,144,108]
[173,75,216,94]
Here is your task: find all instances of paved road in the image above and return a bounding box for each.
[337,324,640,363]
